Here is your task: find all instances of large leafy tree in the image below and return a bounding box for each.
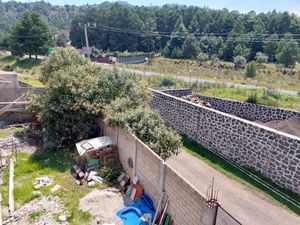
[105,83,181,160]
[263,34,279,62]
[164,16,188,58]
[276,33,299,67]
[182,34,200,59]
[9,12,53,58]
[28,48,138,146]
[28,48,182,159]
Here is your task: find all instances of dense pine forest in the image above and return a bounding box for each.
[1,1,300,65]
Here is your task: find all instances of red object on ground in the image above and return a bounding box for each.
[133,183,143,201]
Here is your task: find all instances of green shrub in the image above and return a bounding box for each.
[245,61,257,78]
[100,160,123,182]
[3,64,14,71]
[234,55,246,69]
[255,52,268,63]
[196,52,209,62]
[159,76,176,87]
[246,92,258,104]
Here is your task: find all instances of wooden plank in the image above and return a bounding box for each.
[8,158,14,214]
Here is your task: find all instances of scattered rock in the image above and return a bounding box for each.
[87,180,96,187]
[181,94,211,107]
[58,214,67,222]
[4,196,68,225]
[51,184,62,193]
[33,176,54,189]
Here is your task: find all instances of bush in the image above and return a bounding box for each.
[234,55,247,69]
[196,52,209,62]
[100,160,123,182]
[255,52,268,63]
[246,92,258,104]
[3,64,14,71]
[159,76,176,87]
[245,61,257,78]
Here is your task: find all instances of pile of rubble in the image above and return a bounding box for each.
[72,136,119,186]
[181,95,211,108]
[72,163,104,187]
[4,196,68,225]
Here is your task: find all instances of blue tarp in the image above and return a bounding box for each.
[117,194,156,225]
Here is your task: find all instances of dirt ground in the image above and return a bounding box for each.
[256,119,300,137]
[79,188,125,225]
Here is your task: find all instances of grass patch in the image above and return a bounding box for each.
[28,210,44,222]
[0,54,42,77]
[121,57,300,92]
[18,76,44,88]
[182,135,300,215]
[0,127,24,138]
[197,86,300,111]
[0,149,107,225]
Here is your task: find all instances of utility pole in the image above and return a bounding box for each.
[84,23,89,49]
[79,22,96,58]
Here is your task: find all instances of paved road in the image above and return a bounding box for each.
[99,63,298,96]
[167,150,300,225]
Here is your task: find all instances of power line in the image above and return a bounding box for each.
[85,24,300,43]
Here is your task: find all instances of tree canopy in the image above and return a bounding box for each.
[28,47,181,159]
[9,12,53,57]
[1,2,300,67]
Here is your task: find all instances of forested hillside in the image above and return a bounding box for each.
[1,1,300,65]
[70,4,300,65]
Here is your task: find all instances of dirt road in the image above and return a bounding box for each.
[167,150,300,225]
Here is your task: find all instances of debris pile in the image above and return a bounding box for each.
[181,94,211,108]
[33,176,54,189]
[72,136,119,186]
[4,196,68,225]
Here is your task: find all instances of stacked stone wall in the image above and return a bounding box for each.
[150,89,300,194]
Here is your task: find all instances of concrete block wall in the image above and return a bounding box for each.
[165,165,216,225]
[104,126,216,225]
[0,73,19,102]
[151,89,300,194]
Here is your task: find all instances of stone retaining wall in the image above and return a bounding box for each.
[150,89,300,194]
[170,88,300,122]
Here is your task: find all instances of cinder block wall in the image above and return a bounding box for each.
[0,73,19,102]
[104,126,216,225]
[150,89,300,194]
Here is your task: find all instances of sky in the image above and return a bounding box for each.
[3,0,300,14]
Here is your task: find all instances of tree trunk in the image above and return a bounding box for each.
[29,54,31,59]
[35,53,37,59]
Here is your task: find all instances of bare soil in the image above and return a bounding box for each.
[79,188,124,225]
[256,119,300,137]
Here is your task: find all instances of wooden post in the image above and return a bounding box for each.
[0,193,2,225]
[8,158,14,215]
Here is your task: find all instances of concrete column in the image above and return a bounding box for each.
[116,127,119,146]
[159,161,166,194]
[133,137,138,177]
